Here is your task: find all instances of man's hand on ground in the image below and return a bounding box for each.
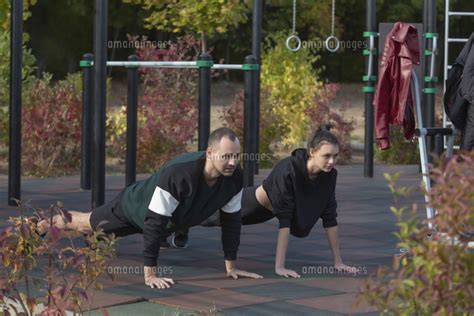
[145,276,175,289]
[275,267,301,278]
[144,266,175,289]
[227,269,263,279]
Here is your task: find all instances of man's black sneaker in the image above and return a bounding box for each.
[171,231,189,248]
[160,236,171,249]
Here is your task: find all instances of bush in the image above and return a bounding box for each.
[0,201,116,315]
[374,125,420,165]
[221,32,354,164]
[219,88,279,168]
[106,35,222,173]
[358,153,474,314]
[0,30,37,110]
[0,30,37,147]
[305,83,354,163]
[261,31,322,147]
[19,73,83,176]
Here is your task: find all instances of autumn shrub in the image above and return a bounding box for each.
[0,201,117,315]
[305,84,354,163]
[107,35,225,173]
[19,73,83,176]
[219,88,279,167]
[374,125,420,165]
[358,152,474,315]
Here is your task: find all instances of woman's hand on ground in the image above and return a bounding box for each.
[275,267,301,278]
[334,263,358,274]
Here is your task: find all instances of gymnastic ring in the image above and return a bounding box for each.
[286,34,302,52]
[325,35,340,53]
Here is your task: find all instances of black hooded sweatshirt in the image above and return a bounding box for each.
[262,148,338,238]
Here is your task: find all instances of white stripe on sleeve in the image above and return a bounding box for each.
[148,186,179,217]
[221,189,243,214]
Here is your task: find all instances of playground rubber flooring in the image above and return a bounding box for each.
[0,164,426,315]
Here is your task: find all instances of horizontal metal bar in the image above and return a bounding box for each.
[415,128,454,137]
[448,38,469,43]
[212,64,243,70]
[107,61,196,67]
[449,11,474,16]
[102,61,245,70]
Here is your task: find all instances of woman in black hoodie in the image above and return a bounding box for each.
[238,125,355,278]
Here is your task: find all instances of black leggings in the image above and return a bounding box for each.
[200,185,275,227]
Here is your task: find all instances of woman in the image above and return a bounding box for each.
[239,125,355,277]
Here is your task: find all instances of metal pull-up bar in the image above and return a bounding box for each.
[86,0,262,208]
[81,60,256,70]
[80,60,258,70]
[80,53,260,204]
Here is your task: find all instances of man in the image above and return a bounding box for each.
[39,127,262,288]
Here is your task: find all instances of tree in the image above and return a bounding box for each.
[0,0,36,31]
[122,0,249,52]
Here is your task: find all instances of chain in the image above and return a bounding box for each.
[292,0,297,34]
[331,0,336,36]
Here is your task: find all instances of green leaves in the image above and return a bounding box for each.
[124,0,249,50]
[359,154,474,314]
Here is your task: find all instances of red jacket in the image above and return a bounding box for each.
[373,22,420,150]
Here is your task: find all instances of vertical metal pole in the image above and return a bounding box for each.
[364,0,376,178]
[243,55,257,187]
[80,53,94,190]
[8,0,23,205]
[434,134,443,157]
[92,0,107,208]
[251,0,262,174]
[423,0,437,159]
[126,55,138,186]
[411,70,434,229]
[198,53,212,151]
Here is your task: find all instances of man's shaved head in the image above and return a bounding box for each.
[207,127,239,148]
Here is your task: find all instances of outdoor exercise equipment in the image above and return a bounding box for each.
[363,0,438,178]
[324,0,340,53]
[8,0,23,206]
[285,0,301,52]
[410,70,455,230]
[79,56,260,198]
[82,0,263,208]
[7,0,263,208]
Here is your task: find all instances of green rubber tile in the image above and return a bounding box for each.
[230,281,342,300]
[224,301,346,316]
[104,282,210,299]
[89,301,196,316]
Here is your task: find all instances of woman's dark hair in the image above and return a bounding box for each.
[307,124,339,152]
